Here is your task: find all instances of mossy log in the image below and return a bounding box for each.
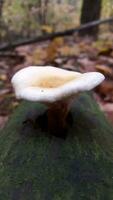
[0,93,113,200]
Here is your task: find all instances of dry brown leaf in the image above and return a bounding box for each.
[77,57,96,72]
[32,48,47,65]
[96,65,113,77]
[92,40,113,52]
[46,38,64,62]
[79,42,93,52]
[0,74,7,81]
[0,89,10,97]
[95,80,113,100]
[41,25,54,34]
[59,45,80,57]
[98,56,113,65]
[98,48,112,56]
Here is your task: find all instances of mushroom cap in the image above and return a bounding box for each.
[11,66,105,103]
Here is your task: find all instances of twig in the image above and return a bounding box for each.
[0,18,113,51]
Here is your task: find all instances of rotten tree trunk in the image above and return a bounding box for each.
[0,93,113,199]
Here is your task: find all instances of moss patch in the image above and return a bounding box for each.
[0,93,113,200]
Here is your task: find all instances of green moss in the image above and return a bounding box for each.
[0,93,113,200]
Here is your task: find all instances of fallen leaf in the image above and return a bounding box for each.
[0,89,10,97]
[0,74,7,81]
[96,65,113,77]
[41,25,54,34]
[98,48,113,56]
[32,48,47,65]
[77,57,96,72]
[92,40,113,53]
[46,38,64,63]
[95,80,113,101]
[59,45,80,57]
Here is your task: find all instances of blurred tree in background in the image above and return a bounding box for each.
[0,0,112,43]
[80,0,102,37]
[0,0,4,18]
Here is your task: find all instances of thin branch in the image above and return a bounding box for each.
[0,17,113,51]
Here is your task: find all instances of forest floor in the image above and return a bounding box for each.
[1,34,113,129]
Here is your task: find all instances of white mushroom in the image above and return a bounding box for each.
[11,66,105,135]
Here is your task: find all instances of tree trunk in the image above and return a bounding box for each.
[43,0,49,25]
[0,93,113,199]
[80,0,102,38]
[38,0,49,25]
[0,0,4,17]
[0,0,9,42]
[0,0,4,27]
[57,0,62,3]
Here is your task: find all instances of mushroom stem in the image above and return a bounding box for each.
[47,100,72,136]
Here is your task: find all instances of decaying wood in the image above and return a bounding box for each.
[0,93,113,199]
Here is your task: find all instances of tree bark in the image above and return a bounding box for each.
[38,0,49,25]
[57,0,62,3]
[43,0,49,24]
[0,0,4,27]
[0,0,10,42]
[0,0,4,17]
[80,0,102,37]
